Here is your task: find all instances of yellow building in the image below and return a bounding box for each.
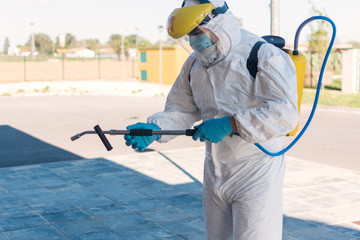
[138,46,192,85]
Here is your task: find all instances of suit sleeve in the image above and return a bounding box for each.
[147,56,201,143]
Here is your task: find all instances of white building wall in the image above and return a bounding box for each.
[75,49,95,58]
[342,49,360,94]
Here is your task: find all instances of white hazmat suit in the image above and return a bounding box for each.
[147,0,299,239]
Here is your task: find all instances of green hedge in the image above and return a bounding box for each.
[302,90,360,108]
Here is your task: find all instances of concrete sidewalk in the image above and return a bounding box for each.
[0,147,359,239]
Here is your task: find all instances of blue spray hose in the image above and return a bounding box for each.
[255,16,337,156]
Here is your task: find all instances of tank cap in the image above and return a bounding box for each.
[261,35,286,49]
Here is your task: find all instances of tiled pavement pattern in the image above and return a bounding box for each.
[0,147,359,239]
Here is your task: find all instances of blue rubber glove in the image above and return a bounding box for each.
[192,116,234,143]
[124,123,161,152]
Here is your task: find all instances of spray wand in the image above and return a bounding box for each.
[71,125,196,151]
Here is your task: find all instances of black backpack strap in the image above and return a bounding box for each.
[188,58,197,82]
[247,41,266,79]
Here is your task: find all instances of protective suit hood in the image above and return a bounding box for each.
[183,0,242,67]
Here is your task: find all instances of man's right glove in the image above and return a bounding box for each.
[192,116,234,143]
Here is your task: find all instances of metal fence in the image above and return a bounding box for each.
[0,56,138,83]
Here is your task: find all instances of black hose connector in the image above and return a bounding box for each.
[94,125,113,151]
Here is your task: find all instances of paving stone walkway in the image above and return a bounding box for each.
[0,147,359,239]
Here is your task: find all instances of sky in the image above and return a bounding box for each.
[0,0,358,53]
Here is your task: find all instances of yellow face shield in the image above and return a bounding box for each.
[166,3,215,39]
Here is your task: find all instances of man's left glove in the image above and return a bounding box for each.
[124,123,161,152]
[192,116,234,143]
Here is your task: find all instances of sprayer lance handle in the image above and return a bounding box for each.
[129,129,153,136]
[127,129,196,136]
[128,129,196,136]
[94,125,113,151]
[185,129,196,136]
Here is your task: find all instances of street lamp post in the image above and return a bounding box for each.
[121,29,126,81]
[270,0,280,36]
[135,27,139,49]
[134,27,139,79]
[158,25,164,86]
[30,22,35,59]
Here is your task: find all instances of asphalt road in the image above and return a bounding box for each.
[285,104,360,171]
[1,95,359,171]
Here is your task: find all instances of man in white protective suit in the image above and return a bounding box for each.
[124,0,299,239]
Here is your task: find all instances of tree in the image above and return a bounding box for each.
[26,33,54,55]
[2,37,10,55]
[164,37,177,47]
[83,38,99,51]
[307,3,329,56]
[57,33,80,49]
[125,34,138,48]
[107,34,152,58]
[108,34,122,53]
[109,34,152,48]
[348,41,360,49]
[54,33,79,49]
[136,36,152,47]
[36,33,53,54]
[306,1,333,87]
[67,33,80,48]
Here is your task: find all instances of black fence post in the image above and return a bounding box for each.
[98,53,101,80]
[62,53,65,80]
[23,56,27,82]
